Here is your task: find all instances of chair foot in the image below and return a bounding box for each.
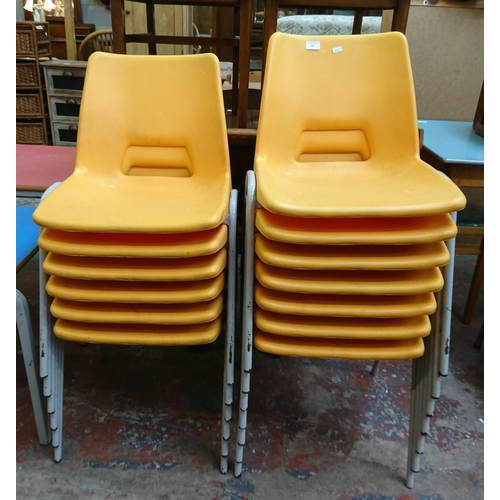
[53,445,62,463]
[473,323,484,350]
[405,470,415,489]
[369,360,381,376]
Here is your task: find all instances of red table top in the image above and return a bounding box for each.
[16,144,76,192]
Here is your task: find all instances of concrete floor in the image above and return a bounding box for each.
[16,198,484,499]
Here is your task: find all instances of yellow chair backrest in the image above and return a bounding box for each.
[256,31,419,167]
[76,51,229,182]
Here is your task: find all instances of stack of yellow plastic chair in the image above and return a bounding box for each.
[235,32,466,487]
[33,52,237,473]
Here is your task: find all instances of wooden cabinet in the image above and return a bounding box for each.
[48,22,96,60]
[16,21,52,145]
[41,60,87,146]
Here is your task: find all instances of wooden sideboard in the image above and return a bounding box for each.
[47,22,96,60]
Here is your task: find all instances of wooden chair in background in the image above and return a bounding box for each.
[456,189,484,325]
[78,29,114,60]
[109,0,254,128]
[259,0,411,85]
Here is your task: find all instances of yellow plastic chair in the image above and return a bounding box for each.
[254,283,437,318]
[254,33,465,219]
[255,259,444,295]
[34,53,231,234]
[46,274,225,303]
[254,307,431,340]
[235,32,466,488]
[254,329,425,359]
[53,318,224,345]
[255,234,450,270]
[49,295,224,324]
[256,209,458,245]
[33,52,237,474]
[38,226,228,258]
[42,250,227,282]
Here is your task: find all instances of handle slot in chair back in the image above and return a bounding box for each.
[295,129,370,162]
[121,146,193,177]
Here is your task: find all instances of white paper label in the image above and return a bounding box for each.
[332,46,343,54]
[306,41,320,51]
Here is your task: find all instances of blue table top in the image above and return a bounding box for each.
[16,205,39,269]
[418,120,484,165]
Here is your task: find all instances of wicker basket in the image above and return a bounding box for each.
[16,22,51,57]
[16,93,44,118]
[16,121,48,145]
[16,61,40,88]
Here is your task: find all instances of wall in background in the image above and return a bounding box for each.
[15,1,484,121]
[405,5,484,121]
[80,0,112,30]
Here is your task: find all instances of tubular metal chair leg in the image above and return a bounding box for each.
[369,360,381,376]
[473,323,484,350]
[52,336,64,463]
[424,289,444,442]
[406,229,456,488]
[39,247,52,399]
[39,184,60,405]
[414,333,432,466]
[220,189,238,474]
[421,301,441,443]
[407,340,433,489]
[406,355,421,489]
[16,290,51,446]
[39,185,66,462]
[48,316,59,434]
[439,221,457,377]
[235,171,256,478]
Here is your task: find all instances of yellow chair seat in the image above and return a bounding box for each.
[254,33,466,218]
[33,53,231,234]
[46,274,225,303]
[255,234,449,271]
[50,295,223,325]
[43,249,226,281]
[255,306,431,339]
[254,328,425,359]
[256,158,466,218]
[38,226,227,258]
[255,259,443,295]
[33,151,231,234]
[255,283,436,318]
[53,317,223,345]
[255,209,457,245]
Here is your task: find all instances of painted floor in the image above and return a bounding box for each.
[16,211,484,499]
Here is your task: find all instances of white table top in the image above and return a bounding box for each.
[418,120,484,165]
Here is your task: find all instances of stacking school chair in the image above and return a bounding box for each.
[16,205,50,446]
[235,32,466,488]
[33,51,237,473]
